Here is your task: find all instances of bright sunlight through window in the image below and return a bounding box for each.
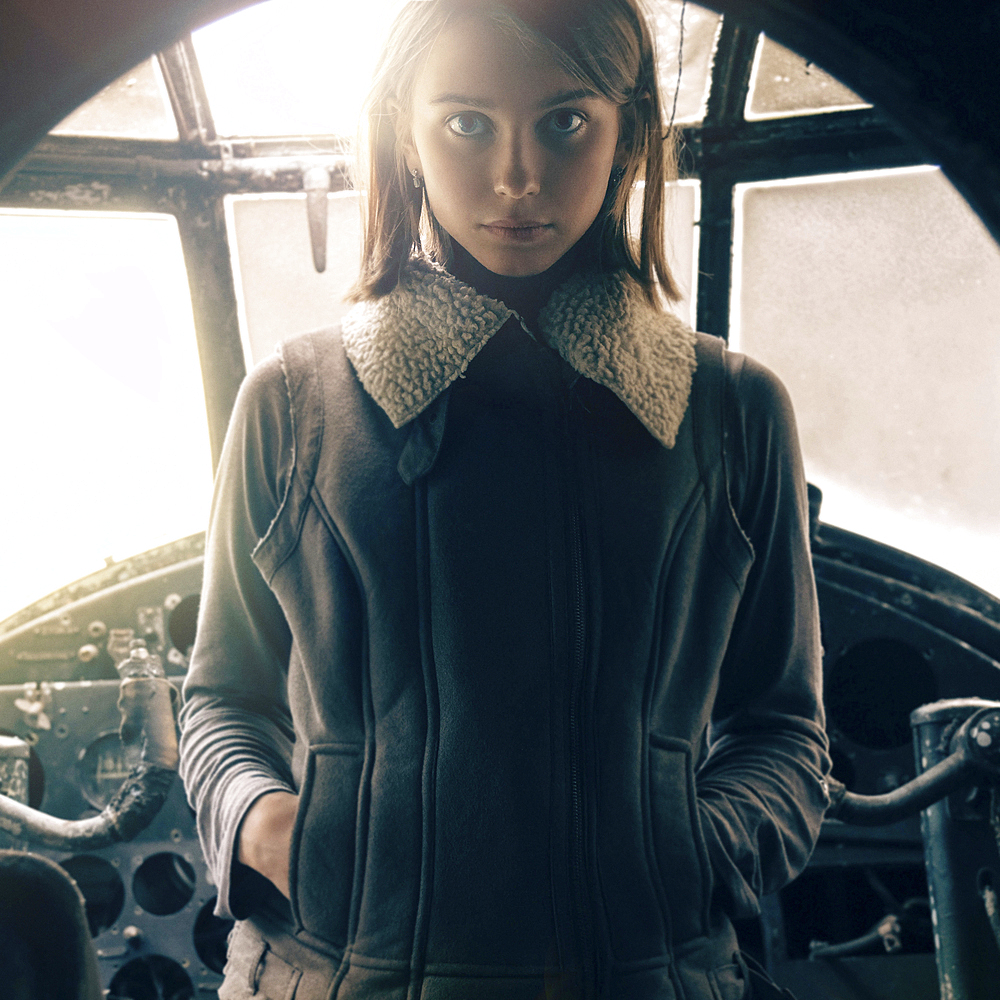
[0,211,213,621]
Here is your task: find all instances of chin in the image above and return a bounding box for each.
[491,263,550,277]
[476,250,562,278]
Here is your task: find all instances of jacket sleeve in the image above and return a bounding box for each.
[178,353,297,921]
[695,350,831,919]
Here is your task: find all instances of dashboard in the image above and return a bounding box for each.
[2,521,999,999]
[0,541,226,999]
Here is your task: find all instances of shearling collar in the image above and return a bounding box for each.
[341,255,697,448]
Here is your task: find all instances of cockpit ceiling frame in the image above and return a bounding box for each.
[714,0,1000,250]
[2,0,999,249]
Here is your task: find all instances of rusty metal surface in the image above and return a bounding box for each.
[0,538,203,641]
[0,762,175,850]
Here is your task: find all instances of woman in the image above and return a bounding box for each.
[179,2,831,996]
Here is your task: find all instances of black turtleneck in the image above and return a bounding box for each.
[448,240,586,333]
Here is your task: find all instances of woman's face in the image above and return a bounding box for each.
[402,14,621,277]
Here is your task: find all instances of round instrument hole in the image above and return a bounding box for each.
[132,853,196,916]
[193,896,234,973]
[167,594,200,658]
[825,638,938,750]
[59,854,125,936]
[108,955,193,1000]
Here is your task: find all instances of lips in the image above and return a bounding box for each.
[482,219,553,242]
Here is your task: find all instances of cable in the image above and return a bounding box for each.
[668,0,687,131]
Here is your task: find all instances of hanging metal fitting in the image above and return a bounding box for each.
[303,165,331,273]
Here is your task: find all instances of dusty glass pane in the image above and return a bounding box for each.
[733,167,1000,596]
[638,179,701,328]
[194,0,395,138]
[226,192,364,365]
[648,1,722,125]
[51,58,177,139]
[0,211,212,620]
[195,0,719,139]
[746,34,868,120]
[228,182,700,366]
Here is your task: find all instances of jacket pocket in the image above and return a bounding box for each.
[710,961,748,1000]
[288,743,364,945]
[648,735,713,943]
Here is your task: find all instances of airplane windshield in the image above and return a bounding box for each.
[2,0,999,625]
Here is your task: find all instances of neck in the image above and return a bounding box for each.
[448,241,586,331]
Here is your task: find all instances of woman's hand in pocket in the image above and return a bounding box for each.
[237,790,300,900]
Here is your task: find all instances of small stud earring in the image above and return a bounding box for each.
[411,168,422,189]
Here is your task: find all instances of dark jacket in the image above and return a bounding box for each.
[180,261,830,1000]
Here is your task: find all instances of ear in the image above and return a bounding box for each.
[403,142,423,177]
[388,98,422,175]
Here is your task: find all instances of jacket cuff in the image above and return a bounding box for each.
[214,780,296,921]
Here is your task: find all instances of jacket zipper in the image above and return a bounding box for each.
[566,401,599,997]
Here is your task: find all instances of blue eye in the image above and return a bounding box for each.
[447,113,488,137]
[545,109,586,135]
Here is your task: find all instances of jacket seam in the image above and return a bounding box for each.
[407,478,440,1000]
[249,343,299,566]
[302,482,374,1000]
[640,481,704,959]
[690,340,752,593]
[252,334,326,585]
[720,350,755,570]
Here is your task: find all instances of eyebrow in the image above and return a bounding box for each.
[429,88,599,110]
[539,88,598,109]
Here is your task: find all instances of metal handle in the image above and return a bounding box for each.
[0,639,178,850]
[826,702,1000,825]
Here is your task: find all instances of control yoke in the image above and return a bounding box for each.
[0,639,178,850]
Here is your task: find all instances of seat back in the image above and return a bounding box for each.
[0,849,102,1000]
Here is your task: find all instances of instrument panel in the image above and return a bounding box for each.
[0,550,227,999]
[1,528,999,999]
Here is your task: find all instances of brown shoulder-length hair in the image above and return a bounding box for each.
[350,0,680,307]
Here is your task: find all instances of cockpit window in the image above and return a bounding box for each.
[745,35,869,120]
[0,210,213,620]
[732,165,1000,595]
[49,58,177,140]
[191,0,722,139]
[226,191,364,366]
[648,2,722,125]
[192,0,392,139]
[8,0,999,606]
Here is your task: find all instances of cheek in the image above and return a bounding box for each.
[554,150,614,210]
[419,143,484,210]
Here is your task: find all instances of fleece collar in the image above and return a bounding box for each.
[341,255,697,448]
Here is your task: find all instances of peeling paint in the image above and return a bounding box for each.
[0,815,23,836]
[28,180,112,205]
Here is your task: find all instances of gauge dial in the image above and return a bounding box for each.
[77,732,139,810]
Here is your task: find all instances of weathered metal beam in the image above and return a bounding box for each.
[173,184,246,470]
[695,16,758,338]
[10,151,352,192]
[157,36,216,147]
[702,18,759,127]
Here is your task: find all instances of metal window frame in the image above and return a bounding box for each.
[0,20,930,454]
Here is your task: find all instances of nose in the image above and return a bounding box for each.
[493,135,541,199]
